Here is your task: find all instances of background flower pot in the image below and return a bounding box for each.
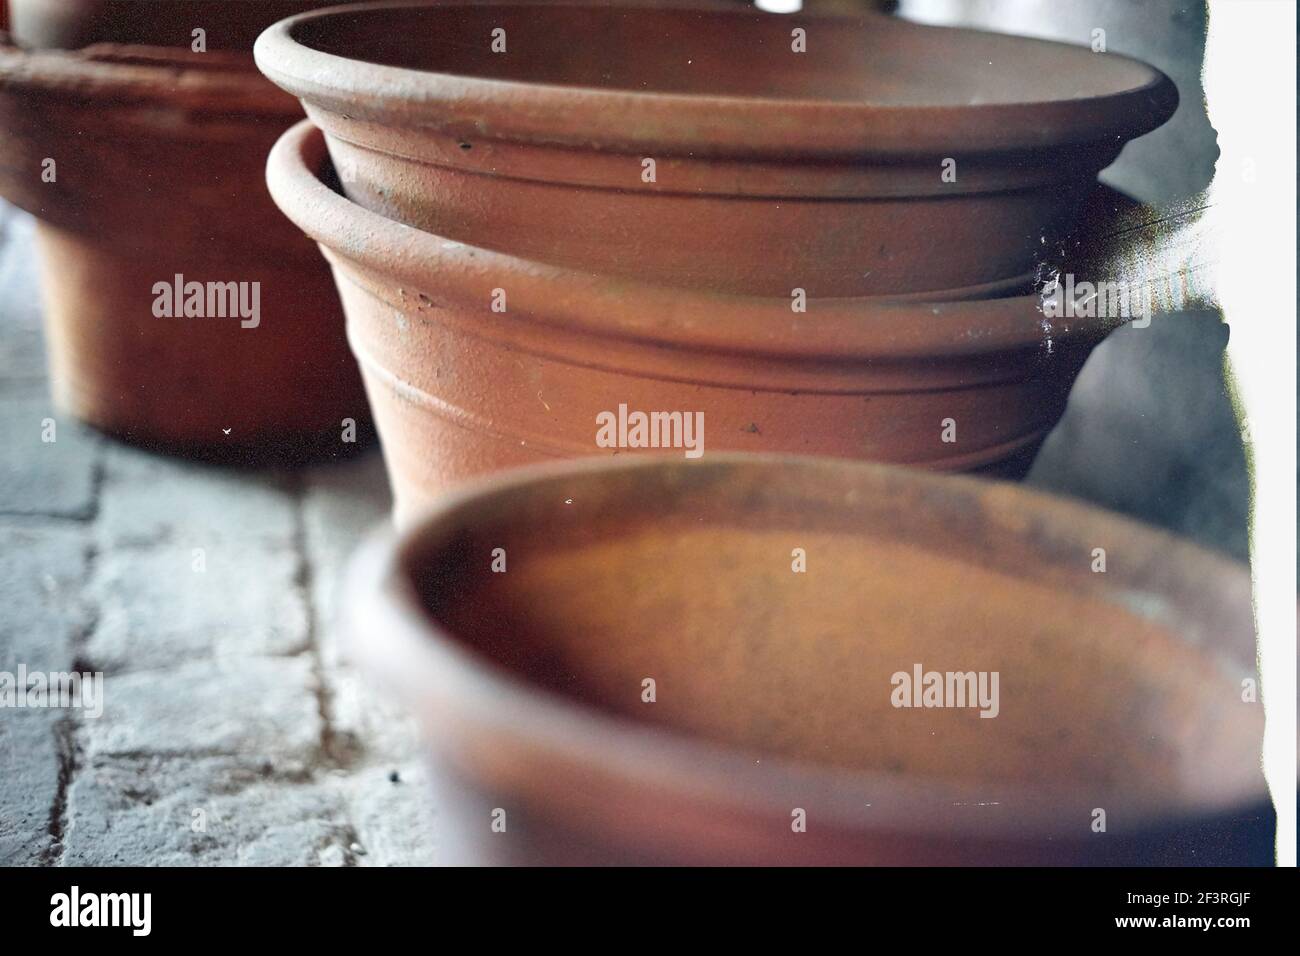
[7,0,340,50]
[256,2,1177,297]
[344,454,1267,865]
[0,41,368,456]
[269,120,1122,524]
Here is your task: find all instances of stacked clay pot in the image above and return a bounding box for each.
[0,0,368,457]
[256,1,1178,520]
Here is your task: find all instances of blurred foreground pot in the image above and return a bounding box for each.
[0,41,367,456]
[344,454,1268,865]
[256,2,1177,297]
[269,120,1121,523]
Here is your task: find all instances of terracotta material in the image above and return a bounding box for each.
[268,120,1123,523]
[344,454,1266,865]
[256,2,1178,297]
[0,41,368,456]
[8,0,340,50]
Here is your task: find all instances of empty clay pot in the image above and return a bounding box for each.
[255,2,1178,297]
[0,40,368,456]
[268,120,1122,523]
[344,454,1267,865]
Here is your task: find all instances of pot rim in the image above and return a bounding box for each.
[255,0,1179,160]
[0,37,300,116]
[268,119,1122,362]
[344,453,1264,846]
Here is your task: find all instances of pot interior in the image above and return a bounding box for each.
[407,459,1259,806]
[290,4,1159,107]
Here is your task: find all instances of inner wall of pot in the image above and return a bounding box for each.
[414,513,1251,801]
[290,5,1154,106]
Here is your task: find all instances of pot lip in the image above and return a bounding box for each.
[268,119,1122,362]
[255,0,1179,160]
[344,453,1263,845]
[0,36,300,116]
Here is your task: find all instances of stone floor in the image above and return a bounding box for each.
[0,195,1252,866]
[0,202,438,866]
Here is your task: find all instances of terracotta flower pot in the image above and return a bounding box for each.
[268,120,1121,523]
[255,2,1178,297]
[7,0,339,50]
[343,454,1267,866]
[0,40,368,456]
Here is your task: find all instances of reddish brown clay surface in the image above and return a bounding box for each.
[269,121,1122,522]
[0,42,367,455]
[344,454,1266,865]
[256,2,1177,297]
[8,0,342,50]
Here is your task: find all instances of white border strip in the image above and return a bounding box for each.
[1206,0,1297,866]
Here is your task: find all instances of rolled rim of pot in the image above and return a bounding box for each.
[254,0,1179,160]
[343,453,1264,846]
[0,37,300,117]
[268,120,1125,363]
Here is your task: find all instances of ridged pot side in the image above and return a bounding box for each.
[267,121,1118,524]
[345,455,1267,865]
[334,255,1089,525]
[0,47,368,454]
[312,112,1102,298]
[258,2,1178,297]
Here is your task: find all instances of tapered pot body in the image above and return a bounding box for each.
[0,42,367,455]
[269,120,1118,523]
